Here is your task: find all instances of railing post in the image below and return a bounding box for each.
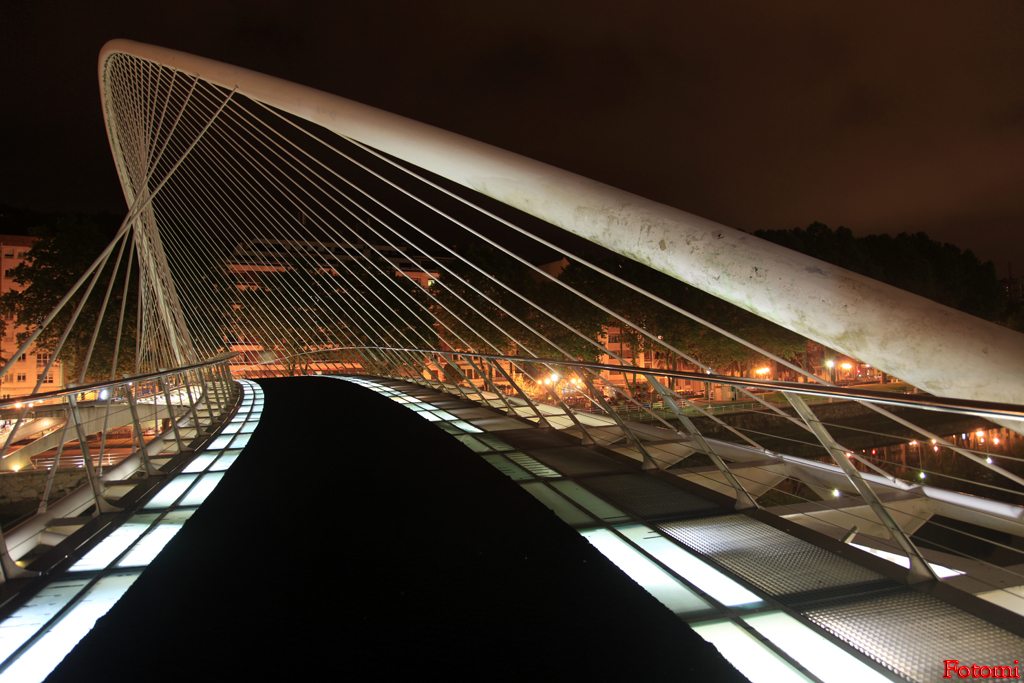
[217,361,236,401]
[784,392,939,584]
[159,373,187,454]
[645,372,758,509]
[530,363,599,445]
[38,414,74,513]
[490,359,553,429]
[67,394,116,514]
[124,376,162,476]
[94,391,116,477]
[203,366,224,415]
[194,368,217,427]
[451,353,488,401]
[465,355,518,416]
[434,352,478,403]
[179,369,204,436]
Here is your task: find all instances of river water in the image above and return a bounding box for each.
[865,426,1024,505]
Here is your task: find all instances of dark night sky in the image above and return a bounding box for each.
[3,1,1023,275]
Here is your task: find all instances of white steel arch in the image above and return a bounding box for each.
[99,39,1024,408]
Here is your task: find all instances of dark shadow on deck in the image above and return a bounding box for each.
[48,376,744,682]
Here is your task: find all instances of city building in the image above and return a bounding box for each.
[225,237,449,374]
[0,235,64,400]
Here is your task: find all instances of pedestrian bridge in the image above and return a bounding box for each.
[0,40,1022,682]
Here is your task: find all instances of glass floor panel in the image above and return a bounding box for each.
[179,472,225,507]
[182,454,218,473]
[208,436,233,449]
[0,578,90,664]
[691,619,814,683]
[481,454,534,481]
[520,482,596,528]
[615,524,763,609]
[581,528,713,618]
[0,571,142,683]
[741,612,893,683]
[117,511,196,568]
[453,435,491,452]
[69,515,159,572]
[143,474,198,510]
[551,481,632,525]
[209,453,240,471]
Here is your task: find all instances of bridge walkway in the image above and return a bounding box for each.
[34,375,742,682]
[1,375,1019,682]
[336,375,1024,683]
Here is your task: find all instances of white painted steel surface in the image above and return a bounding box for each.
[99,39,1024,409]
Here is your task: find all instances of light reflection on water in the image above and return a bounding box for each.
[762,425,1024,566]
[865,426,1024,504]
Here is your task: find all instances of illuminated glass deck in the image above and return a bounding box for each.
[0,380,265,683]
[336,376,896,682]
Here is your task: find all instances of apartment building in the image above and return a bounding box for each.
[225,238,448,374]
[0,235,63,400]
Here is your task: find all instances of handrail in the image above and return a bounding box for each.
[233,346,1024,421]
[0,353,238,410]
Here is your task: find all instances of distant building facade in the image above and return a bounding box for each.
[0,235,64,400]
[226,238,449,374]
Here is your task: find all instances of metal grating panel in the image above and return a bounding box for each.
[481,454,534,481]
[506,453,561,478]
[803,588,1024,683]
[488,428,570,451]
[659,515,887,598]
[526,446,632,477]
[583,473,723,521]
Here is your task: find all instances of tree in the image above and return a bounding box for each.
[754,222,1014,326]
[429,246,606,361]
[231,257,432,375]
[0,214,137,383]
[557,254,807,375]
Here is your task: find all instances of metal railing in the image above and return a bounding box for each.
[239,345,1024,593]
[0,354,238,582]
